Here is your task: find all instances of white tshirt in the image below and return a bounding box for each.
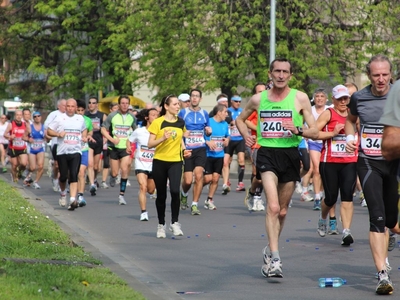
[0,122,9,144]
[128,127,154,172]
[48,113,86,155]
[44,110,63,146]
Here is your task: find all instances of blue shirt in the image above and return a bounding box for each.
[178,107,210,149]
[228,107,243,141]
[206,118,229,158]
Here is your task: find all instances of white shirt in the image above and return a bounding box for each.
[44,110,63,146]
[48,113,86,155]
[128,127,154,172]
[0,122,9,144]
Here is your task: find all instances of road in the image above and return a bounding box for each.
[4,170,399,300]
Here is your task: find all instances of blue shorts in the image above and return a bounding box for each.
[308,141,322,152]
[81,151,89,167]
[29,147,45,155]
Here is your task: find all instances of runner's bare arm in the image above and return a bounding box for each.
[382,126,400,161]
[345,112,358,153]
[298,92,318,139]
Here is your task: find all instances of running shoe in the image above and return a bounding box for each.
[101,181,109,189]
[109,176,116,187]
[127,180,131,187]
[245,188,254,211]
[89,184,97,196]
[150,190,157,200]
[156,224,166,238]
[376,270,393,295]
[266,258,283,278]
[261,245,271,278]
[236,182,245,192]
[32,182,41,189]
[204,199,217,210]
[2,167,7,173]
[295,181,302,194]
[317,219,327,237]
[191,204,201,215]
[115,175,121,184]
[68,199,78,211]
[52,179,60,192]
[254,196,265,211]
[288,199,293,208]
[308,184,314,192]
[327,219,339,235]
[300,192,313,202]
[360,198,367,207]
[341,229,354,246]
[140,212,148,221]
[59,194,67,207]
[78,195,87,207]
[180,192,188,210]
[118,195,127,205]
[222,184,230,195]
[388,233,396,252]
[375,263,392,279]
[169,222,184,236]
[313,199,321,210]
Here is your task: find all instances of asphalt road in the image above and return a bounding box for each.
[4,170,400,300]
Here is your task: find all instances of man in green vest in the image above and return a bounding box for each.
[236,58,318,279]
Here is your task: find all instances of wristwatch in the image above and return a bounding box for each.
[295,126,303,136]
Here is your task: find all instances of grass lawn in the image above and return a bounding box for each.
[0,179,145,299]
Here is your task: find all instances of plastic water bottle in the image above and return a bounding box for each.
[318,277,346,287]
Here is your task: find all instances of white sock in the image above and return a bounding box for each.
[191,202,198,207]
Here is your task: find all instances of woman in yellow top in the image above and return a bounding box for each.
[148,95,191,238]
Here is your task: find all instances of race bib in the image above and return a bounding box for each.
[64,129,81,145]
[330,134,353,157]
[210,136,224,152]
[92,117,100,131]
[13,138,25,147]
[259,110,293,138]
[31,139,44,150]
[360,125,382,157]
[230,126,241,137]
[139,146,154,162]
[185,130,205,148]
[114,125,130,138]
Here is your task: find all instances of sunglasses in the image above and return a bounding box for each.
[232,100,241,103]
[33,115,41,118]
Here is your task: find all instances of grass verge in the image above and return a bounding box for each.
[0,179,145,299]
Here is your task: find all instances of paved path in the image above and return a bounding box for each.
[4,171,400,300]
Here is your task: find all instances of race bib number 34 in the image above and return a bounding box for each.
[259,110,293,138]
[360,125,382,157]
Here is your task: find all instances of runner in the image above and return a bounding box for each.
[236,58,319,278]
[44,99,66,192]
[148,95,191,238]
[4,109,28,183]
[76,100,95,207]
[127,108,158,221]
[203,104,230,210]
[85,96,107,196]
[178,88,212,216]
[225,95,246,192]
[46,98,87,211]
[0,114,9,173]
[315,85,358,244]
[345,54,398,295]
[101,95,136,205]
[23,111,46,189]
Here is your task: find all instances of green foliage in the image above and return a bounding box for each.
[1,0,400,103]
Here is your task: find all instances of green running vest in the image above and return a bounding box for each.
[256,89,303,148]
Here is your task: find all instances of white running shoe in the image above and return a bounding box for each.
[140,212,148,221]
[59,195,67,207]
[118,195,127,205]
[204,199,217,210]
[169,222,183,236]
[149,190,157,200]
[308,184,314,192]
[254,196,265,211]
[127,180,131,187]
[157,224,166,238]
[301,192,314,202]
[101,181,109,189]
[295,182,302,194]
[361,199,367,207]
[116,175,121,184]
[32,182,41,189]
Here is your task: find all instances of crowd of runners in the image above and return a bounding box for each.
[1,54,400,296]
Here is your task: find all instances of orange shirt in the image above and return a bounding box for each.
[247,111,260,149]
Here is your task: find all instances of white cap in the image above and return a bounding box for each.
[128,105,134,110]
[332,85,350,99]
[178,93,190,102]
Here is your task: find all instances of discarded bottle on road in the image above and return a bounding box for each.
[318,277,346,287]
